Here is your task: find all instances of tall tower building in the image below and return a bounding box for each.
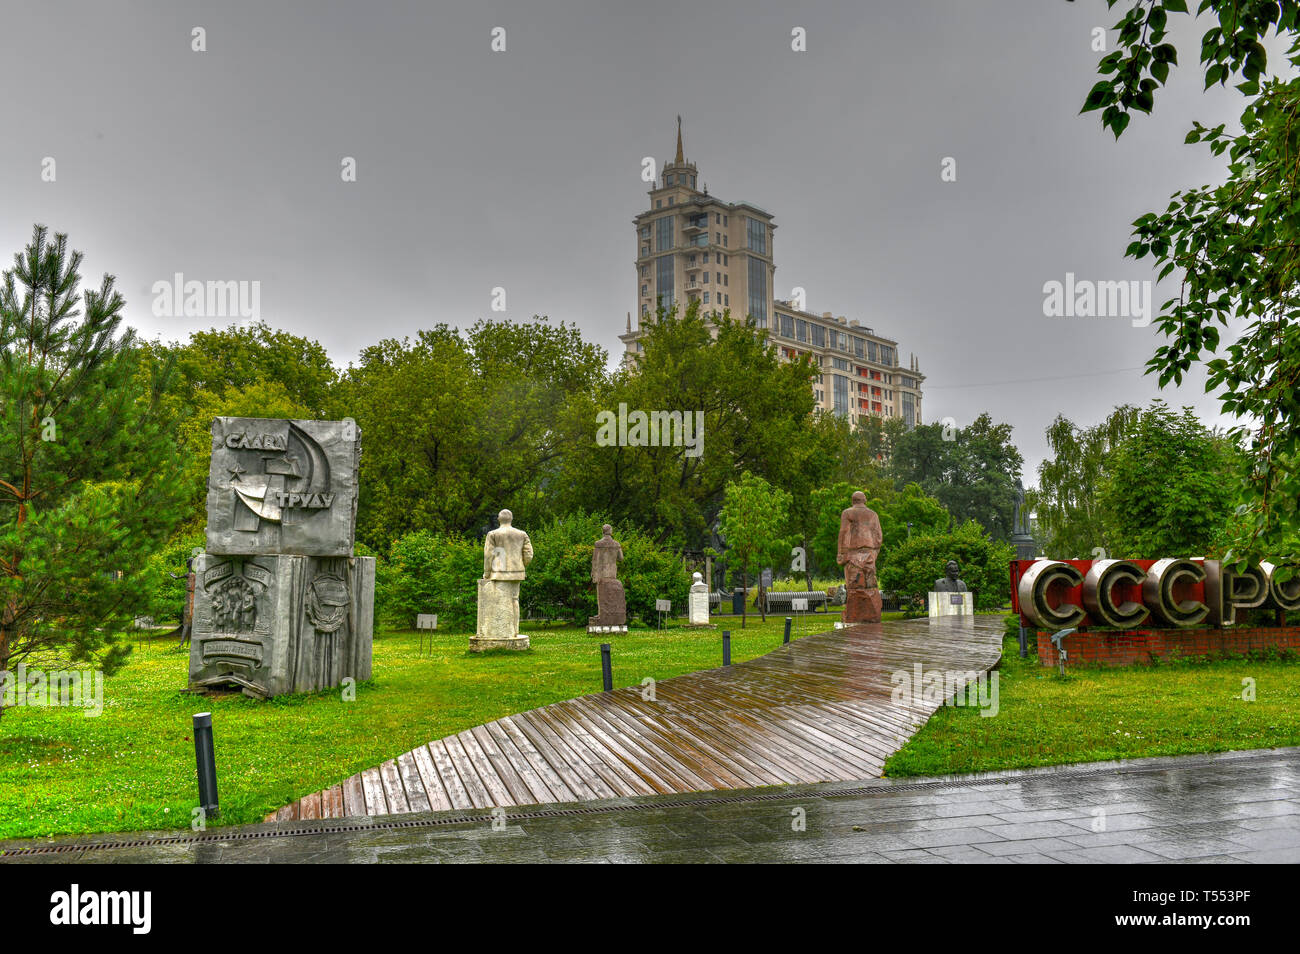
[620,119,924,429]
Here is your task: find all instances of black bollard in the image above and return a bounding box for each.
[193,712,220,817]
[784,617,792,644]
[722,630,731,666]
[600,643,613,692]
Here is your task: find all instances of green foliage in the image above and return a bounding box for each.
[1097,402,1245,558]
[877,521,1015,611]
[341,318,605,551]
[377,530,480,630]
[808,480,949,576]
[139,530,205,622]
[884,413,1023,539]
[0,226,188,698]
[378,515,689,630]
[1028,405,1141,558]
[1080,1,1300,565]
[717,471,793,624]
[556,300,824,551]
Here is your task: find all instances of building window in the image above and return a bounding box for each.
[656,255,674,311]
[796,319,807,343]
[656,217,673,253]
[779,314,794,338]
[747,257,768,326]
[832,357,850,372]
[868,340,877,362]
[833,375,849,418]
[853,336,864,358]
[747,217,767,254]
[811,324,826,348]
[703,292,710,304]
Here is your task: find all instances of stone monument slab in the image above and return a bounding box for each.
[205,417,360,557]
[188,552,374,698]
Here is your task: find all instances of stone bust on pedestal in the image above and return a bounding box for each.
[933,560,968,592]
[928,559,973,618]
[837,491,884,625]
[472,509,533,652]
[587,524,627,634]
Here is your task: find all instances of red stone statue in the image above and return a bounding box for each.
[837,491,883,624]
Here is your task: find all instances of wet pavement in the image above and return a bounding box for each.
[2,748,1296,863]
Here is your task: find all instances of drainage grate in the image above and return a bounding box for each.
[5,749,1293,857]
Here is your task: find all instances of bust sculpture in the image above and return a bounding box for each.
[837,491,884,624]
[473,509,534,652]
[587,524,627,633]
[933,560,968,592]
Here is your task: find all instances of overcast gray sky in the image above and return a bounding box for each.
[1,0,1257,481]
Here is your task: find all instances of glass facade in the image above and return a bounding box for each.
[747,256,768,326]
[833,375,849,417]
[656,216,673,253]
[656,255,674,311]
[902,391,915,428]
[747,217,767,254]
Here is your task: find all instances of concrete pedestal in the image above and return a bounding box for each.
[473,578,529,652]
[842,588,883,625]
[928,591,974,617]
[188,553,375,698]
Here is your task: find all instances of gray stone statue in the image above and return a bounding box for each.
[933,560,968,593]
[188,417,374,699]
[588,525,627,633]
[473,510,534,651]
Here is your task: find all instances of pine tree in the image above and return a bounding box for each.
[0,226,186,714]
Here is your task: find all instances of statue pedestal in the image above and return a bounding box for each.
[841,588,882,625]
[928,591,973,617]
[688,574,711,626]
[188,553,375,698]
[587,579,626,635]
[472,579,529,652]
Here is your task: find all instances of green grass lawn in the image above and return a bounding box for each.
[0,611,838,841]
[5,613,1297,842]
[884,635,1300,777]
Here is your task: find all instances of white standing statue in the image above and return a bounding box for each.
[472,509,534,652]
[688,571,711,627]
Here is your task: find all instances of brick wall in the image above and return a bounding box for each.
[1036,626,1300,668]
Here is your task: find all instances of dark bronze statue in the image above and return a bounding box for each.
[933,560,968,593]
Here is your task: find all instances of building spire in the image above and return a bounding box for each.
[675,115,684,164]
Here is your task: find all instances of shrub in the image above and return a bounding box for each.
[877,520,1015,611]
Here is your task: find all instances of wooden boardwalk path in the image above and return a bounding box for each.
[268,615,1004,821]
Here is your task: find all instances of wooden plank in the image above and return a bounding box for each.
[342,774,367,817]
[360,766,388,815]
[396,750,433,813]
[505,713,606,801]
[267,616,1003,819]
[477,722,551,806]
[428,738,478,810]
[457,728,517,807]
[410,744,454,812]
[372,758,406,814]
[299,790,321,820]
